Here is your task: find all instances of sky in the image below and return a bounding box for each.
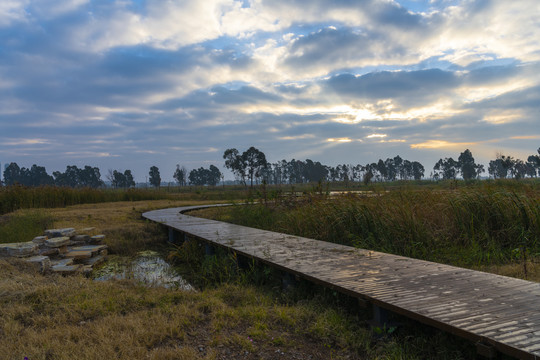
[1,0,539,182]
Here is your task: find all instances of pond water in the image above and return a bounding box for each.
[93,250,194,290]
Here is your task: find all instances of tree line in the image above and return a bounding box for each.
[223,146,540,186]
[0,163,222,188]
[2,147,539,188]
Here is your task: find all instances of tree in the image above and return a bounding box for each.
[527,147,540,177]
[173,165,187,186]
[488,154,514,179]
[79,166,103,188]
[208,165,222,186]
[223,147,268,187]
[124,170,135,188]
[112,170,126,188]
[149,166,161,188]
[394,155,404,180]
[3,162,22,186]
[188,165,222,186]
[303,159,328,182]
[28,164,54,186]
[433,158,459,180]
[53,165,103,188]
[411,161,425,180]
[188,168,206,186]
[243,146,268,187]
[223,148,247,186]
[458,149,483,180]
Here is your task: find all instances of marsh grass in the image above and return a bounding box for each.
[0,209,54,244]
[0,186,176,215]
[0,185,255,216]
[196,181,540,275]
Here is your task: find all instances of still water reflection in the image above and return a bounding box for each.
[93,250,194,290]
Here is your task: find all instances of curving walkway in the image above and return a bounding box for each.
[143,205,540,359]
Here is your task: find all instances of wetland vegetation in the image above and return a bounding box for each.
[0,180,537,359]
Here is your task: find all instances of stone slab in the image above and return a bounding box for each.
[44,237,70,248]
[72,235,90,242]
[44,228,76,238]
[71,245,108,252]
[39,247,59,256]
[81,254,106,266]
[0,242,39,257]
[69,240,86,247]
[57,245,68,254]
[32,236,48,244]
[81,265,93,275]
[64,250,93,259]
[25,255,52,273]
[89,235,105,244]
[51,258,74,267]
[52,264,81,274]
[65,245,108,259]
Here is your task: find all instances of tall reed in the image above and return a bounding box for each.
[210,182,539,267]
[0,186,171,215]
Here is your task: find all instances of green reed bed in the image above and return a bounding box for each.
[0,210,55,244]
[0,186,172,215]
[200,183,539,268]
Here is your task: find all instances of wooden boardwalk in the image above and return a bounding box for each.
[143,205,540,359]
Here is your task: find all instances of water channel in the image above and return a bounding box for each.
[92,250,194,290]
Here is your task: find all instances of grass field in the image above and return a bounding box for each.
[1,181,536,359]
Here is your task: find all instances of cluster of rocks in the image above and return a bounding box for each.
[0,227,108,275]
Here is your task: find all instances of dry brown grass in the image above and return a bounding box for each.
[47,200,221,256]
[0,257,376,360]
[1,200,380,360]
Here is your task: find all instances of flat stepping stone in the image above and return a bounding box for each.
[44,237,70,248]
[81,265,93,275]
[0,242,39,257]
[88,235,105,244]
[64,250,93,259]
[39,247,58,256]
[81,254,106,266]
[44,228,76,238]
[70,245,108,252]
[32,236,48,244]
[51,258,74,267]
[25,255,52,272]
[52,264,81,274]
[65,245,107,259]
[72,235,90,242]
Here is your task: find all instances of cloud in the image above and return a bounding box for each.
[324,69,460,107]
[282,27,408,74]
[0,0,28,27]
[410,140,477,149]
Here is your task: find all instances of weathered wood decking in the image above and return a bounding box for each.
[143,205,540,359]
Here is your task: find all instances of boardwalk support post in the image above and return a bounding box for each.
[168,228,177,243]
[282,272,296,291]
[205,243,215,256]
[372,305,390,326]
[476,341,496,359]
[236,253,250,270]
